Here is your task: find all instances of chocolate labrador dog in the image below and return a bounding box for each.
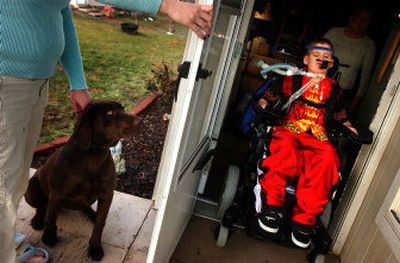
[25,101,140,261]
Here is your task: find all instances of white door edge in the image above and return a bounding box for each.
[147,35,204,262]
[332,55,400,254]
[151,16,204,208]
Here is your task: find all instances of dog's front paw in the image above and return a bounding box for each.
[42,230,59,247]
[89,245,104,261]
[31,213,45,230]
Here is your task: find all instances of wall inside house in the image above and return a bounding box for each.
[357,21,400,128]
[341,112,400,262]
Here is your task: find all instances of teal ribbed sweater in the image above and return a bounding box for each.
[0,0,162,90]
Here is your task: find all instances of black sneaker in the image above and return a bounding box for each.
[291,228,312,248]
[258,211,282,234]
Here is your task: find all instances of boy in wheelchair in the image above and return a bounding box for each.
[254,38,358,249]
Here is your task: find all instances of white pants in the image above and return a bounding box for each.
[0,76,48,263]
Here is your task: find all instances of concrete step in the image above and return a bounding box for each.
[16,169,154,262]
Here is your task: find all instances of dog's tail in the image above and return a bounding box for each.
[24,176,47,208]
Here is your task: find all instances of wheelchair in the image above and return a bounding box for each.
[214,63,373,263]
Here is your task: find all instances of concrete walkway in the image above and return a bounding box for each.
[16,170,155,263]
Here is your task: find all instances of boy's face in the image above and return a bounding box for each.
[303,43,333,75]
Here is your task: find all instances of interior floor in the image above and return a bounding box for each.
[172,216,341,263]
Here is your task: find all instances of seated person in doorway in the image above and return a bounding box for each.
[256,38,357,248]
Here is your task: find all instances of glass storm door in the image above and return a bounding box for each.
[147,1,252,262]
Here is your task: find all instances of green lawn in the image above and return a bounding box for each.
[39,13,186,144]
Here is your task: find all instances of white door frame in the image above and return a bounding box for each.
[151,20,205,209]
[332,55,400,254]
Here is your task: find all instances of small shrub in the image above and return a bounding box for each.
[146,62,177,104]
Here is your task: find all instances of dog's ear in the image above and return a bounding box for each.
[72,108,93,151]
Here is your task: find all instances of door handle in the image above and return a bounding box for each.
[196,64,212,81]
[174,61,212,101]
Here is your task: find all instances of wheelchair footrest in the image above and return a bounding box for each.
[246,215,333,254]
[246,217,297,248]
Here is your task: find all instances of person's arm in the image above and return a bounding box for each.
[97,0,162,15]
[60,7,92,113]
[97,0,213,38]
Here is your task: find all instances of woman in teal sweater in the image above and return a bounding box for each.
[0,1,212,262]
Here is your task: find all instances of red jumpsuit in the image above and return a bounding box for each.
[259,75,345,226]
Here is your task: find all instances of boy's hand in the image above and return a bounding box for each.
[159,0,213,39]
[343,121,358,135]
[258,98,269,109]
[70,89,92,113]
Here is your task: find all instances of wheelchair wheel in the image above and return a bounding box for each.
[215,224,230,247]
[320,201,332,228]
[217,165,240,219]
[308,253,326,263]
[314,254,326,263]
[307,249,326,263]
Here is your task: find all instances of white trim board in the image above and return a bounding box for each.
[376,168,400,261]
[332,56,400,254]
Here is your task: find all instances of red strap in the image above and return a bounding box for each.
[282,76,293,97]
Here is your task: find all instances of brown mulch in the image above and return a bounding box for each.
[31,96,172,199]
[117,97,172,198]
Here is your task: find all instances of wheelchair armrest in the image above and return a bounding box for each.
[332,123,374,145]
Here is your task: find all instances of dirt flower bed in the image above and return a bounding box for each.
[118,63,175,198]
[116,96,172,198]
